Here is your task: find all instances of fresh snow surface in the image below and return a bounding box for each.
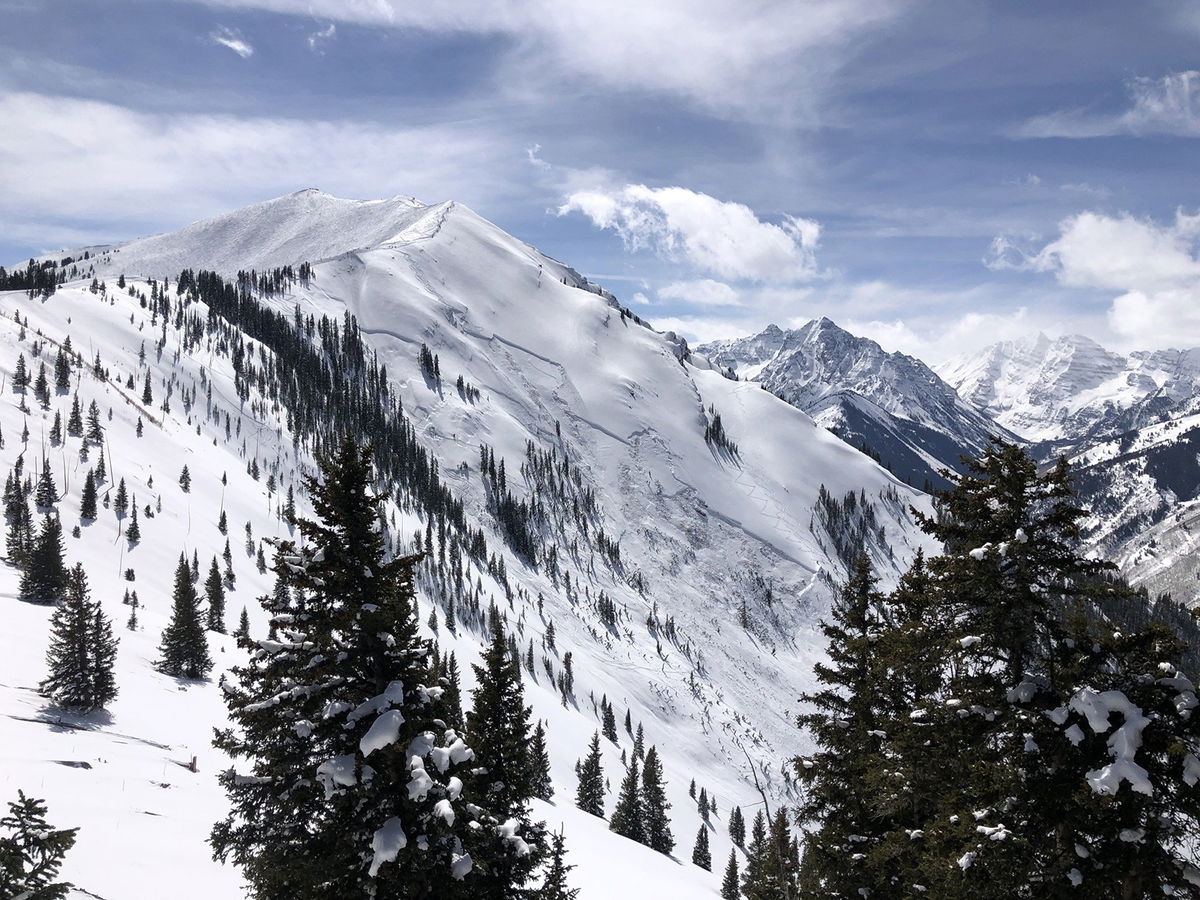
[3,191,934,898]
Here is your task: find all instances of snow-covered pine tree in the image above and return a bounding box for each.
[575,732,605,817]
[40,564,118,712]
[157,553,212,679]
[465,616,545,898]
[692,825,711,870]
[539,830,580,900]
[34,458,57,508]
[211,441,487,899]
[609,757,644,843]
[0,792,77,900]
[640,746,674,855]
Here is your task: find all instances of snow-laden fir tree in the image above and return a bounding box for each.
[575,732,605,817]
[20,515,68,604]
[0,792,77,900]
[609,756,644,843]
[40,564,118,712]
[158,553,212,679]
[212,441,488,899]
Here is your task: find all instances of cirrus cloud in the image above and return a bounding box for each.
[1015,72,1200,139]
[209,25,254,58]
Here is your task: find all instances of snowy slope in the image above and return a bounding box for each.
[698,319,1010,488]
[2,193,934,898]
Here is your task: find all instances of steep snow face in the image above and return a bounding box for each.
[59,190,435,278]
[699,318,1007,488]
[938,333,1200,444]
[2,193,934,898]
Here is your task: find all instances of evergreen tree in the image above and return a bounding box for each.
[530,720,554,801]
[53,348,70,392]
[0,792,77,900]
[158,554,211,679]
[721,850,740,900]
[729,805,746,847]
[66,396,82,437]
[602,699,619,744]
[609,757,644,844]
[13,353,28,391]
[141,371,152,405]
[539,830,580,900]
[234,606,251,644]
[466,615,546,898]
[633,723,645,760]
[79,469,97,520]
[179,464,191,492]
[33,362,49,408]
[212,441,492,899]
[34,458,57,508]
[40,564,118,712]
[692,825,711,871]
[575,732,605,817]
[113,478,127,517]
[441,651,464,730]
[741,812,769,900]
[204,557,226,633]
[125,504,140,543]
[20,515,68,604]
[640,746,674,855]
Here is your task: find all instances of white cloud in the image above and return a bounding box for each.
[842,309,1039,363]
[558,184,820,283]
[307,23,336,53]
[657,279,742,307]
[1016,72,1200,139]
[210,25,254,58]
[991,209,1200,348]
[0,91,514,247]
[649,314,765,344]
[176,0,908,122]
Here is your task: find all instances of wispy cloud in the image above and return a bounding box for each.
[1015,71,1200,139]
[307,23,336,53]
[657,279,743,307]
[558,184,821,283]
[210,24,254,58]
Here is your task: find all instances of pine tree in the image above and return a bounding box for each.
[0,792,77,900]
[13,353,28,391]
[692,825,711,870]
[442,651,464,730]
[698,787,710,822]
[40,564,118,712]
[729,805,746,846]
[79,469,97,520]
[34,458,57,507]
[234,606,251,644]
[575,732,605,817]
[212,441,493,899]
[539,830,580,900]
[741,811,769,900]
[641,746,674,854]
[158,554,211,679]
[466,616,545,898]
[20,515,68,604]
[141,371,152,405]
[125,504,140,542]
[179,464,191,492]
[204,557,226,633]
[33,362,49,408]
[53,348,70,392]
[601,698,619,744]
[66,395,83,437]
[721,849,740,900]
[609,757,644,843]
[113,478,127,517]
[633,723,645,760]
[530,720,554,801]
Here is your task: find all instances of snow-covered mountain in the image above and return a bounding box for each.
[1,191,933,899]
[938,332,1200,447]
[698,319,1011,489]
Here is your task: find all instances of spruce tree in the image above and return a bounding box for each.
[466,616,545,898]
[530,720,554,801]
[212,441,492,899]
[20,515,68,604]
[640,746,674,854]
[0,792,77,900]
[692,825,711,870]
[34,458,57,508]
[539,830,580,900]
[77,471,97,522]
[40,564,118,712]
[721,849,740,900]
[602,699,619,744]
[608,757,644,844]
[158,554,212,679]
[729,805,745,846]
[575,732,605,817]
[204,557,226,633]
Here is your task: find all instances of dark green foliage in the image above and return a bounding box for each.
[79,469,97,520]
[539,830,579,900]
[40,564,118,712]
[205,557,226,633]
[211,441,493,899]
[234,606,250,643]
[692,825,711,871]
[609,757,644,843]
[640,746,673,855]
[729,805,745,846]
[179,465,191,492]
[601,697,618,744]
[575,732,605,817]
[530,720,553,801]
[0,792,77,900]
[34,458,57,508]
[158,554,211,679]
[125,504,140,543]
[20,515,68,604]
[721,850,740,900]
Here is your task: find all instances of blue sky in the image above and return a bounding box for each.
[3,0,1200,360]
